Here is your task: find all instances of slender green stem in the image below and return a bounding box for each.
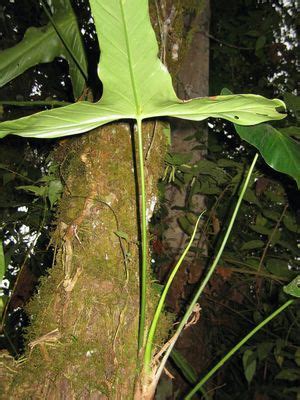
[137,118,147,351]
[154,153,259,385]
[144,212,205,371]
[185,299,294,399]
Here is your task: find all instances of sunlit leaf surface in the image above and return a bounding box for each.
[0,0,289,179]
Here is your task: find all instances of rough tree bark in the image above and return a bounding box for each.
[150,0,210,311]
[1,123,168,399]
[154,0,210,257]
[150,1,211,396]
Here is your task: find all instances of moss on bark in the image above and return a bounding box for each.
[3,121,169,399]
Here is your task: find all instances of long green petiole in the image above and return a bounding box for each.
[136,118,147,351]
[153,153,259,385]
[185,299,294,399]
[143,212,205,371]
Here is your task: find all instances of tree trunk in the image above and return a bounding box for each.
[161,0,210,258]
[150,1,211,397]
[2,123,168,399]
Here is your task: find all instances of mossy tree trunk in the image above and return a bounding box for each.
[3,123,167,399]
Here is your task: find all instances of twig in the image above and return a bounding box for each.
[201,31,254,51]
[255,203,288,294]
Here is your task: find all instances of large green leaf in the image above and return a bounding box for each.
[0,0,87,99]
[0,101,123,138]
[0,0,285,140]
[235,124,300,188]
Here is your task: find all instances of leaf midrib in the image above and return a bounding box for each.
[119,0,140,116]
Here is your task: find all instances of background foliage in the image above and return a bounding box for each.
[152,1,299,398]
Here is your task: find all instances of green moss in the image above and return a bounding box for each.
[149,0,206,78]
[5,122,171,399]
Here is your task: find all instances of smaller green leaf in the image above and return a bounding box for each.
[274,353,284,368]
[275,369,300,381]
[242,349,257,384]
[266,259,295,280]
[48,179,63,208]
[277,240,299,255]
[165,153,192,166]
[2,172,15,186]
[16,185,47,197]
[152,282,164,295]
[217,159,241,169]
[178,216,194,236]
[114,231,129,241]
[246,30,260,37]
[198,181,221,195]
[242,188,261,206]
[256,214,268,226]
[250,224,271,235]
[269,230,281,245]
[171,349,197,385]
[282,387,300,397]
[264,189,286,204]
[284,93,300,119]
[283,215,299,233]
[283,276,300,298]
[257,342,274,362]
[183,173,194,185]
[241,240,265,251]
[294,348,300,367]
[262,210,281,222]
[255,35,266,52]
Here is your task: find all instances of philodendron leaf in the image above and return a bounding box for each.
[0,101,122,138]
[235,123,300,188]
[0,0,87,99]
[0,0,286,140]
[222,89,300,188]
